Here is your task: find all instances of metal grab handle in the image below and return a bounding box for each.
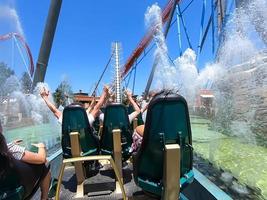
[55,155,128,200]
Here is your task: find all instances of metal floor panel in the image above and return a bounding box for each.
[32,162,159,200]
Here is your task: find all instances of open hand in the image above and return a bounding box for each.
[126,90,132,97]
[103,85,110,93]
[40,87,49,98]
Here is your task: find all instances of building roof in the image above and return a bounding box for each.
[73,92,100,102]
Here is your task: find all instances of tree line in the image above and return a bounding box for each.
[0,62,72,108]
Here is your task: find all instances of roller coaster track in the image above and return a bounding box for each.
[0,32,34,77]
[121,0,180,78]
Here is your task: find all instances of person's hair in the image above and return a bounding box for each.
[150,89,175,100]
[0,122,13,178]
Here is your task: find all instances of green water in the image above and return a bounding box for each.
[191,117,267,199]
[4,123,61,152]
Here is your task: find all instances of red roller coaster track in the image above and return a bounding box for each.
[0,32,34,77]
[121,0,180,78]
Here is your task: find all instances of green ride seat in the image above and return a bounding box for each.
[100,103,132,161]
[61,103,99,158]
[133,92,194,197]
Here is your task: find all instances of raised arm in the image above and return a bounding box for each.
[127,91,140,113]
[126,91,141,123]
[86,98,96,114]
[90,85,109,118]
[40,87,62,120]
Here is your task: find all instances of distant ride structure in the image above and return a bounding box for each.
[0,32,34,77]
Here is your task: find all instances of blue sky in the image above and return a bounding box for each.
[0,0,218,95]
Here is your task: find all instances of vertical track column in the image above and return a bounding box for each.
[114,42,122,103]
[32,0,62,89]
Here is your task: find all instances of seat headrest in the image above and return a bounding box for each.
[149,90,187,107]
[65,102,84,109]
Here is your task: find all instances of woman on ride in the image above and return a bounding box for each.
[40,85,110,126]
[129,91,156,153]
[0,121,51,200]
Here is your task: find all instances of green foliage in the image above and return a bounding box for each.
[20,72,32,93]
[53,80,73,107]
[0,62,15,97]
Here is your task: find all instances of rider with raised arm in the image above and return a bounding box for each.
[40,85,110,126]
[99,90,141,124]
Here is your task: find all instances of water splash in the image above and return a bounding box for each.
[145,4,179,91]
[0,4,25,37]
[174,49,199,105]
[0,79,61,149]
[144,1,267,150]
[145,4,210,105]
[144,1,267,198]
[211,0,267,143]
[2,81,58,125]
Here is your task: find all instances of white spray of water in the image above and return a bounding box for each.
[174,49,198,103]
[145,4,213,105]
[145,4,214,104]
[0,5,25,36]
[145,0,267,143]
[218,9,256,66]
[2,80,61,148]
[4,75,21,95]
[145,4,180,91]
[143,1,267,197]
[211,0,267,143]
[5,81,58,125]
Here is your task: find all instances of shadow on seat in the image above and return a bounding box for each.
[133,92,194,198]
[61,103,99,158]
[100,103,132,161]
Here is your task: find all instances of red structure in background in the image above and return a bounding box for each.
[73,90,99,103]
[0,32,35,77]
[194,89,215,117]
[121,0,180,77]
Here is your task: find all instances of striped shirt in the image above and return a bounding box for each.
[129,130,143,153]
[7,142,25,160]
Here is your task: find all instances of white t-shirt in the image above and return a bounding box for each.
[128,112,136,124]
[99,112,136,124]
[87,113,95,126]
[141,100,148,123]
[58,113,95,127]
